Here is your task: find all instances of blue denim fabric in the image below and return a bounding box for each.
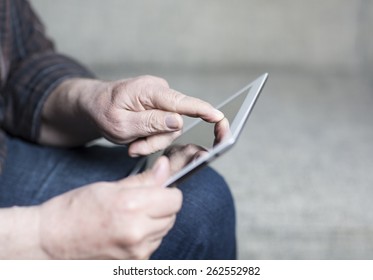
[0,135,236,259]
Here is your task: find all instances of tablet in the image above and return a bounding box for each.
[136,73,268,187]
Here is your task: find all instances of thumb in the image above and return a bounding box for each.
[117,156,171,188]
[129,110,183,137]
[150,156,171,186]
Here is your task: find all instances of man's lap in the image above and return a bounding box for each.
[0,134,236,259]
[0,135,141,206]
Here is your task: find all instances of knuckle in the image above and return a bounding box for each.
[168,91,186,111]
[155,77,169,88]
[143,111,158,134]
[103,106,119,125]
[140,111,164,135]
[120,193,142,213]
[101,117,126,142]
[124,227,145,247]
[184,143,199,154]
[110,81,127,102]
[100,111,135,144]
[140,75,169,88]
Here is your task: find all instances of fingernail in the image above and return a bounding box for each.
[213,109,224,120]
[165,115,180,129]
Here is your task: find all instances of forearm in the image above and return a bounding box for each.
[0,206,48,259]
[40,78,101,147]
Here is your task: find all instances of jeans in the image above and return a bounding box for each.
[0,135,236,259]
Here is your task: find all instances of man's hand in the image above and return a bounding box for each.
[81,75,224,156]
[41,75,224,156]
[38,156,181,259]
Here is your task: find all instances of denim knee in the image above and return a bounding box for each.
[151,167,236,259]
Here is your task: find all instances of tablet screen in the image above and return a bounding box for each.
[171,85,250,149]
[145,85,252,177]
[142,73,267,187]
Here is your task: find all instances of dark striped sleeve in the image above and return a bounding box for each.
[1,0,94,142]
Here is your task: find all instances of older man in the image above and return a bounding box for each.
[0,0,236,259]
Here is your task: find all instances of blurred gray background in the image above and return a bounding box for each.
[31,0,373,259]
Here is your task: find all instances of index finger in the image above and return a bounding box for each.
[214,117,231,146]
[143,86,224,123]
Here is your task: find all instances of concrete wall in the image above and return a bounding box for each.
[30,0,371,73]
